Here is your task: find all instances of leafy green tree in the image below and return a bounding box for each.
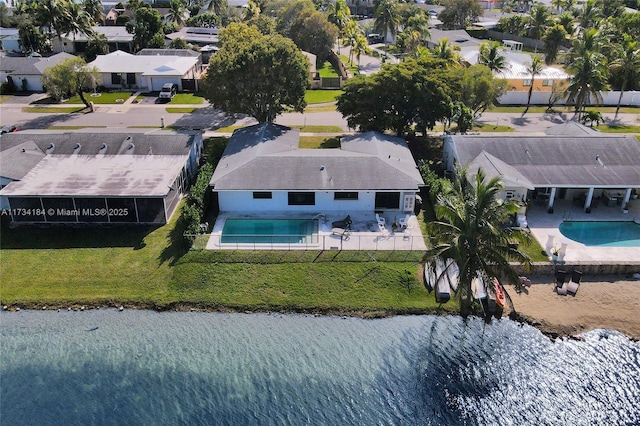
[126,7,163,52]
[451,64,507,119]
[497,15,526,37]
[609,35,640,119]
[246,14,277,35]
[525,55,544,113]
[169,37,189,49]
[374,0,401,42]
[337,57,453,136]
[396,12,430,57]
[242,0,261,21]
[543,24,568,65]
[203,24,310,123]
[186,12,220,28]
[438,0,482,30]
[577,0,601,29]
[425,168,530,317]
[581,109,603,127]
[276,0,315,36]
[206,0,228,15]
[478,41,508,73]
[41,56,99,108]
[557,12,575,38]
[84,33,109,62]
[451,101,473,133]
[287,9,338,62]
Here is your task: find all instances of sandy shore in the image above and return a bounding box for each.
[507,275,640,341]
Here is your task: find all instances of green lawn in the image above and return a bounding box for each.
[339,54,360,75]
[65,92,133,104]
[22,106,86,113]
[305,90,343,104]
[594,124,640,133]
[490,105,640,114]
[166,107,198,113]
[317,60,340,78]
[474,123,515,132]
[215,124,343,133]
[298,136,341,149]
[0,211,448,315]
[170,93,205,104]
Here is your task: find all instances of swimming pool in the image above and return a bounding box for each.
[559,221,640,247]
[221,219,319,244]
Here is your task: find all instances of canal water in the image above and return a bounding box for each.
[1,310,638,425]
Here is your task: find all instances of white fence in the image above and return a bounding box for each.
[498,90,640,106]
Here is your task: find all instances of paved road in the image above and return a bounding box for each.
[1,97,638,135]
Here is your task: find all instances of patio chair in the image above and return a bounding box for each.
[398,214,410,230]
[375,213,387,232]
[566,270,582,296]
[555,270,566,288]
[556,282,568,295]
[331,214,352,229]
[331,227,351,240]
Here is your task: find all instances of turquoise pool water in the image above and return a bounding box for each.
[559,221,640,247]
[221,219,319,244]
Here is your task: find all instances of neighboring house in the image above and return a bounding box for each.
[0,130,203,224]
[443,122,640,214]
[165,27,220,47]
[52,26,134,54]
[460,43,571,92]
[301,51,319,87]
[104,7,189,26]
[0,27,21,53]
[210,123,424,215]
[0,52,75,92]
[88,50,200,91]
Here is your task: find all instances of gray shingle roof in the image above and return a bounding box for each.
[449,129,640,187]
[210,124,424,191]
[0,131,195,156]
[0,53,75,75]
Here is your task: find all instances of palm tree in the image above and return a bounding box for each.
[525,55,544,113]
[374,0,400,44]
[566,50,609,119]
[478,41,508,73]
[167,0,187,27]
[327,0,350,54]
[527,5,550,41]
[577,0,600,30]
[206,0,227,16]
[60,1,95,51]
[83,0,103,24]
[351,34,370,68]
[35,0,66,44]
[543,24,568,65]
[609,35,640,120]
[432,38,462,68]
[425,168,530,317]
[557,12,575,38]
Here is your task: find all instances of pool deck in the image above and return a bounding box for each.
[527,199,640,264]
[206,211,427,251]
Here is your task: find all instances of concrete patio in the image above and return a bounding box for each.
[526,198,640,264]
[205,211,427,251]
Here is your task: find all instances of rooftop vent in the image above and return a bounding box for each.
[47,143,54,150]
[74,143,81,149]
[128,143,134,150]
[320,166,325,171]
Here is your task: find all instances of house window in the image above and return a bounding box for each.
[111,73,121,84]
[126,73,136,85]
[542,79,553,86]
[334,192,358,200]
[375,192,400,209]
[253,192,272,199]
[288,192,315,205]
[523,79,532,86]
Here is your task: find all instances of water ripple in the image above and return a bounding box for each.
[1,311,638,425]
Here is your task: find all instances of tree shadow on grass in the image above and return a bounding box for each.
[157,216,190,266]
[0,220,157,249]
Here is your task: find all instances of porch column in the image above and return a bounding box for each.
[584,187,595,213]
[622,188,632,211]
[547,187,556,213]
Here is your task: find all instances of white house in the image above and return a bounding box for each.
[443,122,640,214]
[210,123,424,215]
[0,52,75,92]
[88,50,200,91]
[52,26,134,54]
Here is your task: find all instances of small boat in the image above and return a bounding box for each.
[434,258,451,303]
[423,263,434,293]
[471,274,487,300]
[493,278,506,309]
[444,258,459,292]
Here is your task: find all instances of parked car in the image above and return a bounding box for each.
[158,83,178,101]
[428,9,438,16]
[0,125,18,135]
[367,33,384,44]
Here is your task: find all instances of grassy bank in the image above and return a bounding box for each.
[0,214,445,315]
